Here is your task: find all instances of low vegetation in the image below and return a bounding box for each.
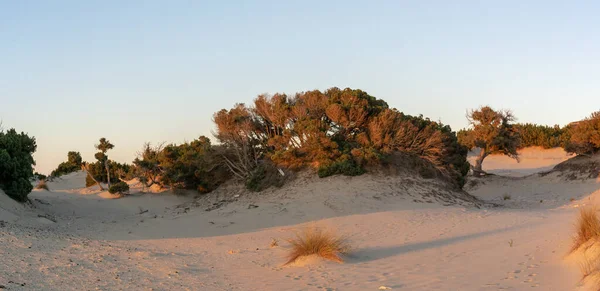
[50,151,83,177]
[0,127,37,202]
[514,123,570,149]
[572,206,600,253]
[108,181,130,196]
[565,111,600,156]
[285,227,350,265]
[35,179,49,191]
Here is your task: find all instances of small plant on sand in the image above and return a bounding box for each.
[35,179,49,191]
[108,181,130,196]
[572,206,600,253]
[503,194,511,200]
[285,227,350,265]
[270,238,279,248]
[508,239,514,247]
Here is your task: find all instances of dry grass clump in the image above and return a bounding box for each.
[572,206,600,253]
[285,227,350,265]
[35,179,49,191]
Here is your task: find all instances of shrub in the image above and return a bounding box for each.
[33,172,47,181]
[565,112,600,156]
[108,181,130,195]
[0,128,37,202]
[214,87,469,188]
[35,179,49,191]
[245,162,285,192]
[318,158,365,178]
[572,206,600,253]
[133,137,231,193]
[50,151,83,178]
[285,227,350,265]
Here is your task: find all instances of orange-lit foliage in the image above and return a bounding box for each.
[213,87,470,187]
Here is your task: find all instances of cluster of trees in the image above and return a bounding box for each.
[457,107,600,176]
[513,123,570,149]
[565,112,600,156]
[133,137,230,192]
[213,88,470,188]
[0,127,37,202]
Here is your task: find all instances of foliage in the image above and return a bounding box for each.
[458,106,520,176]
[34,172,47,181]
[244,162,286,192]
[0,128,37,202]
[514,123,570,149]
[214,87,469,188]
[565,112,600,156]
[108,181,130,195]
[318,158,365,178]
[133,137,231,193]
[50,151,83,177]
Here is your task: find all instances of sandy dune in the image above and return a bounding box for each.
[0,147,596,290]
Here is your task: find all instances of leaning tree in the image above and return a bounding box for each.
[458,106,520,177]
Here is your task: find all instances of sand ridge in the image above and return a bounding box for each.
[0,147,594,290]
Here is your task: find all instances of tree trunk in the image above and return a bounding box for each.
[473,149,488,177]
[81,164,104,191]
[105,159,111,188]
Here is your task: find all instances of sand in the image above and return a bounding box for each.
[0,147,595,290]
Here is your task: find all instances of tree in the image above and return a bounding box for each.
[50,151,83,177]
[565,112,600,155]
[0,128,37,202]
[458,106,520,176]
[95,138,114,187]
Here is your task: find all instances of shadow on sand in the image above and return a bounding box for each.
[348,223,534,264]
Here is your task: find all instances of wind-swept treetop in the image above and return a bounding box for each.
[458,106,520,176]
[214,87,469,188]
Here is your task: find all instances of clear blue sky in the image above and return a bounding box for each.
[1,1,599,174]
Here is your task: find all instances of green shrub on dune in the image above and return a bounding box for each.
[0,128,37,202]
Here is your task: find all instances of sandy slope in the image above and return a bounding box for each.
[0,147,595,290]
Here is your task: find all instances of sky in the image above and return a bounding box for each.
[1,0,599,174]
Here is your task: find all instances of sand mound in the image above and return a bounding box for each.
[47,171,88,190]
[0,189,23,222]
[550,154,600,180]
[192,169,482,215]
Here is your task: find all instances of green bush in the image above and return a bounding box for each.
[0,128,37,202]
[108,181,130,195]
[133,137,231,193]
[85,173,97,187]
[514,123,569,149]
[318,159,365,178]
[50,151,83,177]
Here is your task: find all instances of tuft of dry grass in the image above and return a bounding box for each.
[36,179,49,191]
[284,227,350,265]
[270,238,279,248]
[503,194,511,200]
[572,206,600,253]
